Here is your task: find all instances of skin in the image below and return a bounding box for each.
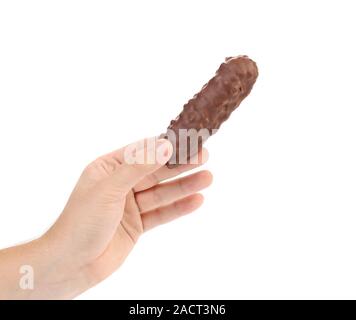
[0,138,212,299]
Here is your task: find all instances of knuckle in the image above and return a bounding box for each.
[84,158,116,178]
[177,178,187,194]
[152,187,163,205]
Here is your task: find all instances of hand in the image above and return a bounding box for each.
[0,138,212,299]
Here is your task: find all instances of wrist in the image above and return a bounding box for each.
[0,235,91,299]
[30,234,92,299]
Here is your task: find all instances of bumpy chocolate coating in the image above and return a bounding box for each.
[162,55,258,168]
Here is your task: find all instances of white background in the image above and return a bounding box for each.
[0,0,356,299]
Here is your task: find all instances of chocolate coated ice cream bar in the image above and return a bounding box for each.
[162,55,258,168]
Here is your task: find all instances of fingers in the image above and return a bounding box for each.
[135,170,213,212]
[100,136,163,167]
[104,139,173,195]
[133,148,209,192]
[141,193,204,231]
[83,137,209,194]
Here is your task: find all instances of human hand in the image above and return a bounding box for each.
[0,138,212,299]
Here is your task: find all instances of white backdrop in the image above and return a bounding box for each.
[1,0,356,299]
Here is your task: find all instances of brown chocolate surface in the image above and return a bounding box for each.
[162,55,258,168]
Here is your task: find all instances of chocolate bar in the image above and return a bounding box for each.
[162,55,258,168]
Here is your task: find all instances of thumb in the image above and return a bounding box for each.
[105,138,173,194]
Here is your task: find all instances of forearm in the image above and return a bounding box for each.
[0,236,89,300]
